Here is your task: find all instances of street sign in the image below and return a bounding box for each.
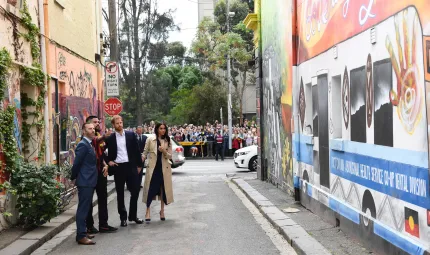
[105,61,119,96]
[104,97,123,116]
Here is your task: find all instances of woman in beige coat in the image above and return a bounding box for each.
[142,122,174,222]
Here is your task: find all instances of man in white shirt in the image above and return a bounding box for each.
[105,115,144,227]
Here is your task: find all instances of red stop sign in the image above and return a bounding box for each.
[104,97,123,116]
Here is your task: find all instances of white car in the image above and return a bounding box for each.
[234,145,258,171]
[143,134,186,169]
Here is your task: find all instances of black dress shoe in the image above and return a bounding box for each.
[87,226,99,234]
[120,220,128,227]
[99,225,118,233]
[129,218,144,224]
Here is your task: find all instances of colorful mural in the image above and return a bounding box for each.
[261,0,430,253]
[51,47,103,165]
[261,0,293,190]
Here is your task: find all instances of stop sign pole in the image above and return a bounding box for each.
[104,97,123,116]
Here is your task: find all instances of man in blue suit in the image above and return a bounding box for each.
[71,123,97,245]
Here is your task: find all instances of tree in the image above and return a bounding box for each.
[168,81,230,125]
[118,0,178,125]
[148,41,187,69]
[191,0,254,125]
[140,64,205,124]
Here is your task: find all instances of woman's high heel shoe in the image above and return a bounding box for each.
[145,212,151,222]
[160,211,165,221]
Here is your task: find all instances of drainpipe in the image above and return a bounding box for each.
[43,0,53,164]
[95,0,103,118]
[257,0,266,181]
[39,0,49,164]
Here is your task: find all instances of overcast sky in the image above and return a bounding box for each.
[101,0,198,56]
[159,0,199,51]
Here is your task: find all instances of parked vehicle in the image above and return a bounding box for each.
[143,134,185,169]
[234,145,258,171]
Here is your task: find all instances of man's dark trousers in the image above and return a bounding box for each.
[86,173,108,228]
[215,143,224,161]
[114,162,139,221]
[76,187,94,241]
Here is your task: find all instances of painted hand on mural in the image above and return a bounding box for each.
[386,10,423,134]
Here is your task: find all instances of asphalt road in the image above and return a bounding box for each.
[46,160,295,255]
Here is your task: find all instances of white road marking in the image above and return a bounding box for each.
[227,179,297,255]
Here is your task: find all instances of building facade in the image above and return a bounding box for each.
[198,0,218,23]
[0,0,104,231]
[45,0,105,166]
[0,0,43,230]
[248,0,430,254]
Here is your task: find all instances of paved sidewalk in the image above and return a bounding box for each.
[0,181,117,255]
[232,178,376,255]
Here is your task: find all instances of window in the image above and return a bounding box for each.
[350,67,366,143]
[312,78,319,137]
[331,76,342,138]
[373,59,393,147]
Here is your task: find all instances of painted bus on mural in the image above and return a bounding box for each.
[291,0,430,254]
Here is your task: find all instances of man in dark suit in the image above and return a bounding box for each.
[71,123,98,245]
[135,126,147,189]
[106,115,144,226]
[85,116,117,234]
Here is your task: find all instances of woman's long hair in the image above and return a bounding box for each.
[155,122,171,146]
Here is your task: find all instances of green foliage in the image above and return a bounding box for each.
[13,0,46,160]
[10,162,63,228]
[0,106,20,173]
[214,0,251,33]
[20,66,46,159]
[20,0,41,64]
[168,80,234,125]
[190,0,255,124]
[0,48,12,100]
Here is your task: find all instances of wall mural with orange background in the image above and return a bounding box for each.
[261,0,430,253]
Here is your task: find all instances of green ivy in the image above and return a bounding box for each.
[20,0,41,64]
[0,48,12,101]
[19,0,46,159]
[20,67,45,158]
[10,161,63,228]
[0,106,19,174]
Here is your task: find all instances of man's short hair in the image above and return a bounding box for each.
[111,115,122,125]
[86,115,98,123]
[82,122,92,130]
[137,126,142,129]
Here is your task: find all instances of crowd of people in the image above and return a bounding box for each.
[120,119,259,158]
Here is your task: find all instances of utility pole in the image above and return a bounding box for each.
[108,0,118,61]
[226,0,233,151]
[220,107,223,135]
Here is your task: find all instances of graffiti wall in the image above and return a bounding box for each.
[261,0,430,253]
[0,67,21,195]
[49,47,103,164]
[261,0,294,191]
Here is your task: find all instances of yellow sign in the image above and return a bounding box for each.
[179,141,206,146]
